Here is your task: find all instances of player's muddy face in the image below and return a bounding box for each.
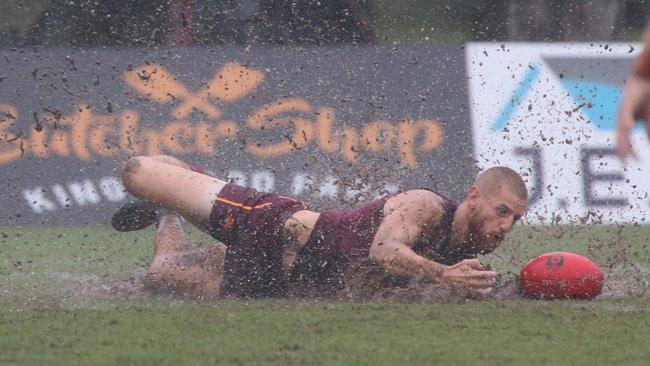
[472,188,527,253]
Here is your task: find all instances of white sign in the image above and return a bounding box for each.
[466,43,650,224]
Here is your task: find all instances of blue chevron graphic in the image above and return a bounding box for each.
[490,67,540,131]
[491,69,645,132]
[560,80,621,129]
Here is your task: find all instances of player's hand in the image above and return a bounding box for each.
[440,259,497,295]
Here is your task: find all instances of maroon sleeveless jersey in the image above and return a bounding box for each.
[289,190,474,294]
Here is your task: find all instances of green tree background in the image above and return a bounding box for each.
[1,0,649,47]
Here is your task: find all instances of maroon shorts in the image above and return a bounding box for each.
[209,183,307,298]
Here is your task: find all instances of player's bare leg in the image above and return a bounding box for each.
[115,154,321,278]
[111,155,208,231]
[119,155,228,232]
[144,213,225,299]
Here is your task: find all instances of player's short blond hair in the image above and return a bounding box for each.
[474,166,528,200]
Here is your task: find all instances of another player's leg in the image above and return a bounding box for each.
[144,213,225,299]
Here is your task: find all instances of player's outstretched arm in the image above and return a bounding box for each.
[368,190,496,294]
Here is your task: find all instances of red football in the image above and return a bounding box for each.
[519,252,604,299]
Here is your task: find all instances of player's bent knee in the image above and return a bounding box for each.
[121,156,148,195]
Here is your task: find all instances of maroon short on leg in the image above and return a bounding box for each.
[209,183,307,298]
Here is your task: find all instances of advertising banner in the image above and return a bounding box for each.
[1,47,473,226]
[467,43,649,224]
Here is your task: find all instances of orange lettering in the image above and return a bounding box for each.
[70,106,93,160]
[396,119,443,167]
[216,120,237,137]
[50,130,70,156]
[195,122,214,154]
[361,120,394,152]
[29,128,48,158]
[317,107,339,153]
[247,98,314,157]
[41,109,76,157]
[415,119,443,151]
[196,120,238,154]
[120,110,142,156]
[89,122,119,157]
[162,122,195,154]
[342,127,359,162]
[92,112,128,157]
[142,129,162,155]
[0,103,23,164]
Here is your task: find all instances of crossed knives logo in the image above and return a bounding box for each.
[124,62,265,119]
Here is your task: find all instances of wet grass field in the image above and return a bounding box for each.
[0,225,649,365]
[2,299,649,366]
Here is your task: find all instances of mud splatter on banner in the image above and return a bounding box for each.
[0,47,474,226]
[467,43,649,224]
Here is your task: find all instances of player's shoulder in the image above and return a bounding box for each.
[383,189,445,217]
[400,188,445,204]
